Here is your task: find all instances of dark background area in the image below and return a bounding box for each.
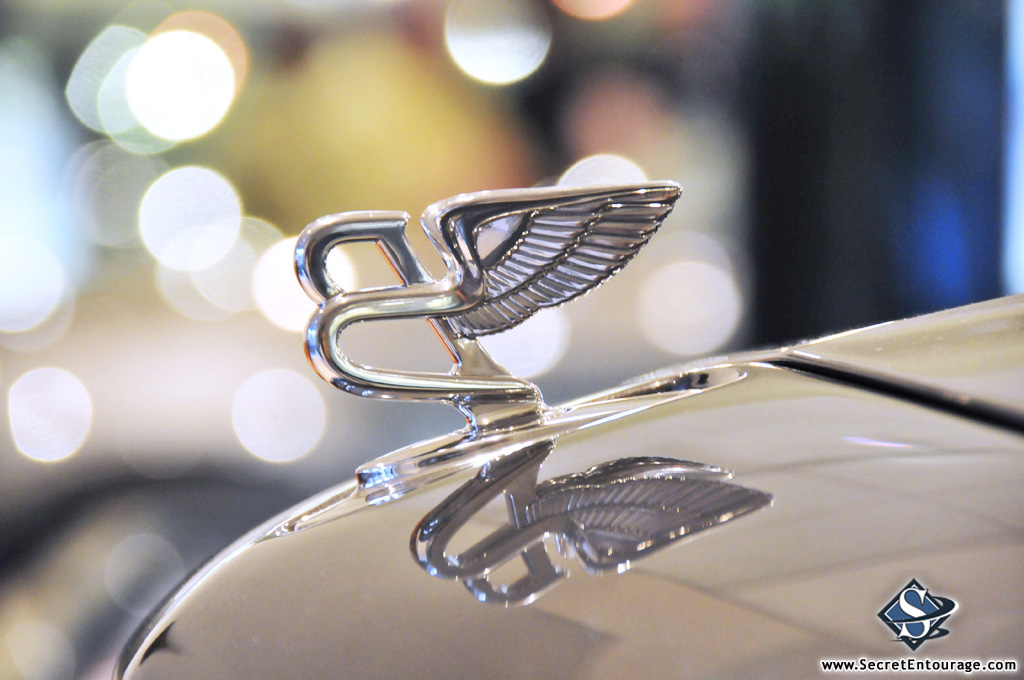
[749,1,1005,344]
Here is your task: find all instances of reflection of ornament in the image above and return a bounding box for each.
[295,183,681,428]
[413,441,772,606]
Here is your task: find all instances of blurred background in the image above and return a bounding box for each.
[0,0,1015,677]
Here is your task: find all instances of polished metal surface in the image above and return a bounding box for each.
[277,365,747,533]
[120,220,1024,680]
[413,441,771,606]
[781,294,1024,419]
[295,183,681,427]
[118,356,1024,680]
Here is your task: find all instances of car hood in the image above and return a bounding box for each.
[118,296,1024,679]
[777,293,1024,423]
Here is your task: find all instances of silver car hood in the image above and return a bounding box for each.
[119,295,1024,679]
[777,293,1024,424]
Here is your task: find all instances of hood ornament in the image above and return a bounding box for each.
[295,182,682,428]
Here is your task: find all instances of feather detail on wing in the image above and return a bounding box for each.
[434,182,681,338]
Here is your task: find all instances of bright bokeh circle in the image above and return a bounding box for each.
[0,236,66,332]
[139,166,242,272]
[9,368,92,462]
[552,0,634,21]
[232,369,325,462]
[126,30,235,141]
[479,307,570,378]
[445,0,552,85]
[637,261,743,356]
[253,238,356,332]
[558,153,647,186]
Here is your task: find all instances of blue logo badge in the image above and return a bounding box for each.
[877,579,958,650]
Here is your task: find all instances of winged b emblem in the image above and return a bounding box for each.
[295,182,681,427]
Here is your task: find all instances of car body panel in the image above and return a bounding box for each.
[785,294,1024,419]
[119,296,1024,679]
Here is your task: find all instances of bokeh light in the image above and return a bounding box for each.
[284,0,404,12]
[253,238,356,332]
[67,17,241,149]
[560,68,670,160]
[1,38,71,251]
[445,0,552,85]
[552,0,634,21]
[68,141,166,247]
[155,265,232,322]
[139,166,242,272]
[0,299,75,353]
[479,307,570,378]
[637,260,743,356]
[97,47,175,155]
[558,153,647,186]
[192,217,282,313]
[104,532,187,617]
[126,30,236,141]
[232,369,325,462]
[0,236,66,332]
[65,25,147,133]
[9,368,92,462]
[154,11,249,93]
[6,619,75,680]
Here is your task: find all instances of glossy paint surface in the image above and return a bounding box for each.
[119,351,1024,679]
[790,294,1024,414]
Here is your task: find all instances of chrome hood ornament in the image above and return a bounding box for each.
[295,182,682,427]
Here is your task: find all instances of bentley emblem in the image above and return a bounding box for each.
[413,441,772,606]
[295,182,681,427]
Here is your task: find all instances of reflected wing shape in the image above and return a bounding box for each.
[528,476,772,571]
[429,182,681,338]
[413,450,772,606]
